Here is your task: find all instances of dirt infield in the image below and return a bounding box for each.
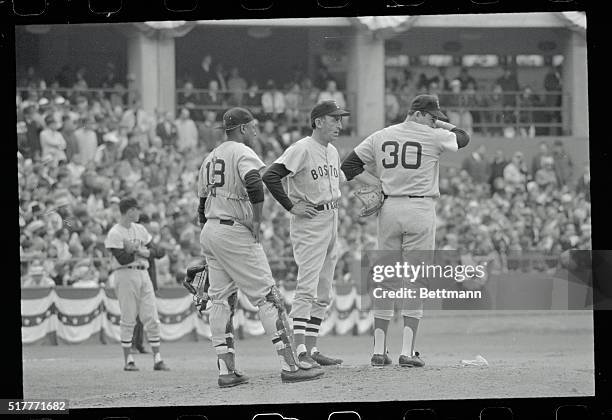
[22,310,594,408]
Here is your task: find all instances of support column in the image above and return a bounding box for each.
[127,31,176,116]
[563,31,588,138]
[347,30,385,137]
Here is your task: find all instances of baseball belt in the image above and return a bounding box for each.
[314,201,339,211]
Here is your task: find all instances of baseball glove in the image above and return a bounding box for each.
[354,185,385,217]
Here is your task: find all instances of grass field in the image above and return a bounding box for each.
[22,310,594,409]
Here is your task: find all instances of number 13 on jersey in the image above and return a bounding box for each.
[381,141,422,169]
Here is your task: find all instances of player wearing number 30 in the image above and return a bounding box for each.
[340,95,470,367]
[197,107,324,388]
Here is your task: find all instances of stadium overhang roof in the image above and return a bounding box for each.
[140,12,585,34]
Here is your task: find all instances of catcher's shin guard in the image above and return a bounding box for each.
[260,286,299,371]
[184,262,210,313]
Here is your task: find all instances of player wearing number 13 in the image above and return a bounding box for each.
[340,94,470,367]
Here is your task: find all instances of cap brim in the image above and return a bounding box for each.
[431,110,447,120]
[328,109,351,117]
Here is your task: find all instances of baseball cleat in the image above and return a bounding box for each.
[311,351,343,365]
[371,350,392,367]
[153,360,171,371]
[297,351,321,369]
[218,371,249,388]
[281,367,325,383]
[399,352,425,367]
[123,361,139,371]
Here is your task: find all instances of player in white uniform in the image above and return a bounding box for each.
[341,95,470,367]
[197,107,324,387]
[262,100,349,368]
[104,197,170,372]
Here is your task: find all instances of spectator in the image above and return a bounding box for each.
[497,67,520,107]
[261,79,286,120]
[457,67,477,91]
[100,62,120,89]
[155,111,178,148]
[385,86,400,124]
[19,105,43,160]
[552,139,573,187]
[197,54,214,89]
[121,131,141,161]
[200,80,224,115]
[73,116,98,165]
[462,144,490,184]
[72,67,88,93]
[535,156,558,190]
[40,114,67,165]
[397,82,416,121]
[531,141,552,178]
[503,151,529,188]
[214,62,228,92]
[227,66,247,106]
[317,80,346,109]
[178,80,200,109]
[175,107,198,153]
[284,82,301,125]
[518,86,539,138]
[446,79,473,135]
[576,162,590,202]
[544,65,563,135]
[61,114,78,162]
[22,263,55,288]
[243,81,263,119]
[416,73,429,93]
[429,67,450,92]
[198,110,223,152]
[94,132,121,168]
[298,78,320,125]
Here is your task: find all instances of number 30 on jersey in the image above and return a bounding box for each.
[381,141,422,169]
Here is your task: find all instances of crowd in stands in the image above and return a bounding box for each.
[385,65,564,137]
[176,54,351,135]
[17,61,588,291]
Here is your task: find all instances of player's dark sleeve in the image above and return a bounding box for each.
[340,151,366,181]
[262,163,293,211]
[198,197,207,224]
[244,169,265,204]
[146,241,166,259]
[452,127,470,149]
[110,248,136,265]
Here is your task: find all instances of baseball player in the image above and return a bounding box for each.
[104,197,170,372]
[262,100,348,368]
[340,94,470,367]
[197,107,324,388]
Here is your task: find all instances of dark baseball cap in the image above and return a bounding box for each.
[119,197,139,214]
[410,94,447,120]
[310,100,350,125]
[216,107,254,130]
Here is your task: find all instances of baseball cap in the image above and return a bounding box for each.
[119,197,139,214]
[409,94,447,120]
[310,100,350,125]
[216,107,254,131]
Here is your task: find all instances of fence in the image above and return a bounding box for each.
[176,88,357,134]
[390,90,570,137]
[16,87,141,108]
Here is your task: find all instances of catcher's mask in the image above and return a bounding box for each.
[183,263,209,313]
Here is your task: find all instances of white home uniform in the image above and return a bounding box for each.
[353,120,459,318]
[273,136,342,321]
